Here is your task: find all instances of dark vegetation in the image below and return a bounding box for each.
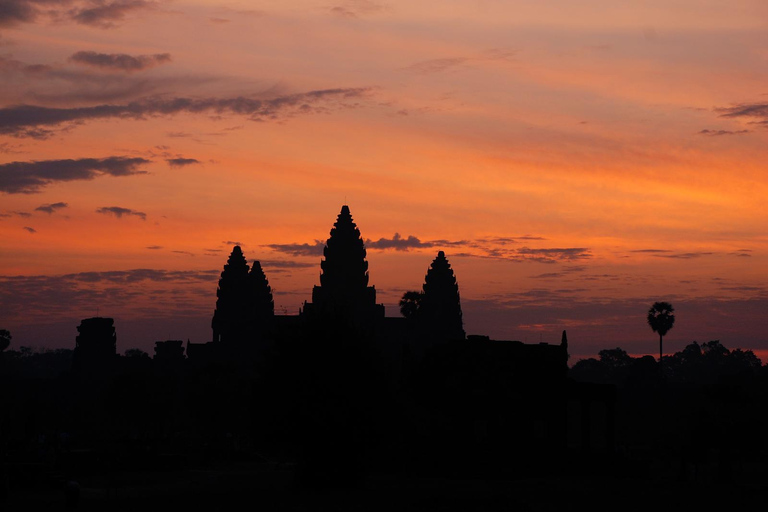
[569,340,768,487]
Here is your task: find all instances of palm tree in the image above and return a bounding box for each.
[647,301,675,365]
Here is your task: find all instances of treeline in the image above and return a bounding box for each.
[568,340,768,484]
[569,340,765,386]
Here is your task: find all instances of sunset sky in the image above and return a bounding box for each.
[1,0,766,362]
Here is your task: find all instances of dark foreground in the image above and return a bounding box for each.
[6,458,768,512]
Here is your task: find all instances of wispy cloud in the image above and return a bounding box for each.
[23,226,36,233]
[529,265,588,279]
[698,129,751,136]
[34,201,68,214]
[403,57,471,74]
[653,252,714,259]
[0,88,372,138]
[0,54,216,108]
[0,157,150,194]
[68,0,157,29]
[715,102,768,126]
[402,48,517,74]
[166,157,200,168]
[260,259,315,269]
[265,240,326,257]
[0,0,157,28]
[365,233,433,251]
[515,247,592,263]
[268,233,589,263]
[329,1,387,19]
[69,51,171,71]
[0,0,46,27]
[0,268,221,328]
[96,206,146,220]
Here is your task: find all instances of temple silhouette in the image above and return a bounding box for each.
[189,205,473,362]
[183,205,571,475]
[11,205,767,507]
[1,205,596,507]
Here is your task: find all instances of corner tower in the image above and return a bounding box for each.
[212,245,251,343]
[420,251,465,341]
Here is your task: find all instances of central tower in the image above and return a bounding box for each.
[306,205,383,329]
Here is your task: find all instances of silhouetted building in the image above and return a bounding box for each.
[209,246,276,349]
[211,246,252,343]
[72,317,116,374]
[153,339,185,361]
[419,250,465,341]
[190,205,570,474]
[303,205,384,334]
[249,260,275,340]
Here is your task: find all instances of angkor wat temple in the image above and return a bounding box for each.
[179,205,573,476]
[188,204,473,364]
[5,205,585,497]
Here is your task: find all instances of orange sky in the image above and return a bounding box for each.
[1,1,766,361]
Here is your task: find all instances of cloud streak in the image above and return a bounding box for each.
[69,51,171,71]
[0,157,150,194]
[402,48,517,74]
[514,247,592,263]
[698,129,751,136]
[166,157,200,168]
[0,88,372,138]
[35,201,68,214]
[715,102,768,126]
[365,233,434,251]
[69,0,156,28]
[0,0,156,28]
[96,206,146,220]
[265,240,326,257]
[0,0,46,27]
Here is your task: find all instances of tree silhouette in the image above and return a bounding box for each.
[0,329,10,352]
[124,348,150,359]
[399,291,423,319]
[647,301,675,365]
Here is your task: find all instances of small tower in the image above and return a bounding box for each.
[212,245,251,343]
[249,260,275,339]
[72,317,117,374]
[420,251,465,341]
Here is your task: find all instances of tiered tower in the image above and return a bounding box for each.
[249,260,275,339]
[308,205,382,327]
[420,251,465,341]
[212,246,251,343]
[212,246,275,343]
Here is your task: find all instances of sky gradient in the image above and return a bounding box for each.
[1,0,766,362]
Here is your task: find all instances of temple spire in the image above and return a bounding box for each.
[249,260,275,338]
[420,251,465,341]
[211,246,251,343]
[309,205,380,324]
[319,205,369,292]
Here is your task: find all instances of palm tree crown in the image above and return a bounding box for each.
[648,301,675,364]
[647,302,675,337]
